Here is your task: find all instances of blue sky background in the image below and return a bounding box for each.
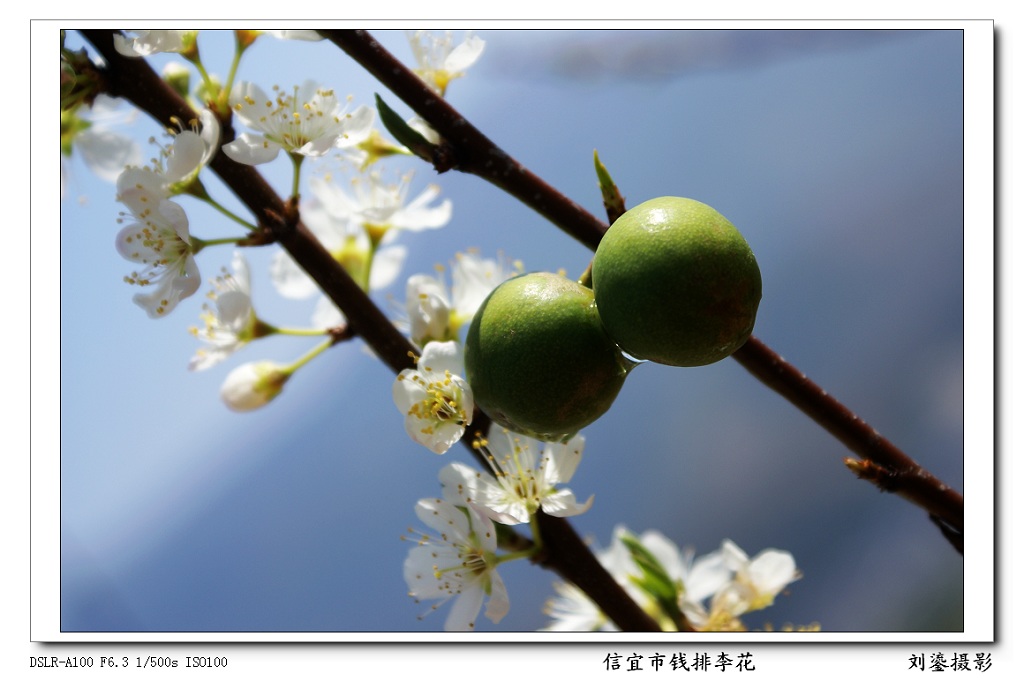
[58,28,969,634]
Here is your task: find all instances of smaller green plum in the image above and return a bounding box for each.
[464,271,630,441]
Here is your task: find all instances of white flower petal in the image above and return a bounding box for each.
[164,131,207,183]
[116,166,168,205]
[405,273,451,344]
[539,489,594,518]
[482,571,510,625]
[228,81,273,128]
[542,433,586,485]
[748,549,800,595]
[311,295,347,329]
[269,251,318,299]
[443,580,486,632]
[222,133,283,165]
[335,104,376,149]
[418,340,464,377]
[264,30,323,41]
[542,580,610,632]
[368,244,407,291]
[439,462,482,506]
[683,550,732,604]
[445,34,486,72]
[413,497,467,538]
[77,128,143,182]
[113,30,192,57]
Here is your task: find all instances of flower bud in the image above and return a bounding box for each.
[220,361,290,412]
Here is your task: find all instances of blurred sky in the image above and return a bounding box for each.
[57,28,972,635]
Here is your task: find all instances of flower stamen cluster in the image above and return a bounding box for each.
[440,424,592,525]
[223,80,373,165]
[147,109,220,193]
[393,341,474,454]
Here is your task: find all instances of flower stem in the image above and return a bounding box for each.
[188,180,260,231]
[260,323,333,337]
[190,235,245,254]
[223,39,246,101]
[528,513,544,554]
[289,152,303,200]
[283,337,333,375]
[496,547,539,566]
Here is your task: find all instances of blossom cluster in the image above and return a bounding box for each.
[402,421,594,630]
[542,527,803,632]
[112,111,219,318]
[63,30,486,411]
[391,250,520,454]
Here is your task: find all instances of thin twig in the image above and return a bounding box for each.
[323,29,964,551]
[733,338,964,537]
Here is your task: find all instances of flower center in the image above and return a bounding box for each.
[405,370,468,432]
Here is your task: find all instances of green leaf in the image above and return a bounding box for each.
[620,533,678,602]
[375,93,435,162]
[594,150,626,223]
[619,532,687,628]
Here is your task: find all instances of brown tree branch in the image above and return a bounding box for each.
[323,29,964,551]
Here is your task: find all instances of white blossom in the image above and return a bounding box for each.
[406,30,486,96]
[152,108,221,190]
[403,498,508,631]
[540,579,611,632]
[114,178,200,318]
[540,525,639,632]
[313,170,452,244]
[717,540,801,613]
[189,252,258,371]
[540,523,801,633]
[403,250,519,346]
[223,80,373,165]
[440,425,593,525]
[393,341,473,454]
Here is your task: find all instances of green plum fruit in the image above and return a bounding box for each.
[464,271,630,441]
[592,196,761,367]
